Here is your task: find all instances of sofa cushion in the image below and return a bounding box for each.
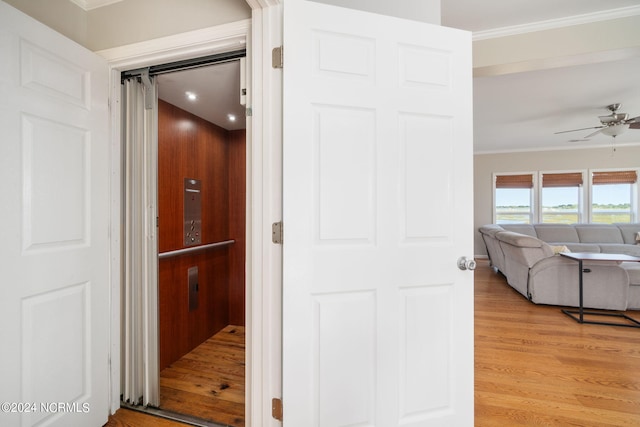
[500,224,537,237]
[598,244,640,257]
[562,243,601,253]
[575,224,623,244]
[615,223,640,245]
[534,224,579,243]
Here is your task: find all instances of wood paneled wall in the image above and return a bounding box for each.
[158,99,245,370]
[158,249,230,368]
[227,129,246,326]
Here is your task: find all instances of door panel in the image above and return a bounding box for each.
[282,1,474,425]
[0,3,110,426]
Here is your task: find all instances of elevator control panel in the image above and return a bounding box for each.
[184,178,202,246]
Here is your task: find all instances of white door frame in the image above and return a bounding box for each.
[101,1,284,425]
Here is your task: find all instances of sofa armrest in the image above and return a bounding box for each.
[479,224,505,237]
[494,231,554,297]
[497,230,546,248]
[496,231,553,268]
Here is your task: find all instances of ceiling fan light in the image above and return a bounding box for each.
[601,123,629,137]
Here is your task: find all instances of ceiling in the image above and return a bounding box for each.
[157,0,640,152]
[157,61,246,131]
[446,0,640,153]
[473,56,640,153]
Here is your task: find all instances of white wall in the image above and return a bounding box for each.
[87,0,251,51]
[474,145,640,256]
[4,0,88,46]
[4,0,251,51]
[474,16,640,75]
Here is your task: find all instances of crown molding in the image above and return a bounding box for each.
[97,19,250,69]
[473,5,640,41]
[245,0,281,9]
[69,0,123,11]
[474,141,640,156]
[72,0,281,11]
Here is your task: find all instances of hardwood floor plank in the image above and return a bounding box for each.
[169,357,245,378]
[158,325,245,426]
[160,372,245,403]
[476,400,627,427]
[160,387,244,427]
[162,365,244,387]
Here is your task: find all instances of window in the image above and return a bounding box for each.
[494,173,534,224]
[540,172,583,224]
[590,170,637,224]
[494,169,639,224]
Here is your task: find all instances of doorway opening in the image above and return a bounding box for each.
[156,58,246,427]
[121,54,247,427]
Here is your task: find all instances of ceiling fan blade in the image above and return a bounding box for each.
[630,122,640,129]
[584,129,603,138]
[554,126,602,135]
[600,113,628,123]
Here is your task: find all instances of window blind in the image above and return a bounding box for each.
[592,170,637,185]
[542,172,583,187]
[496,174,533,188]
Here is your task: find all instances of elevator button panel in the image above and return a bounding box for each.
[184,178,202,246]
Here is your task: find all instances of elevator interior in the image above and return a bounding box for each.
[156,59,246,425]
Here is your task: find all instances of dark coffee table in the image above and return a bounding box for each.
[560,252,640,328]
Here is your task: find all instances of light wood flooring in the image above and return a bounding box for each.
[107,260,640,426]
[159,325,245,426]
[106,325,245,427]
[475,259,640,426]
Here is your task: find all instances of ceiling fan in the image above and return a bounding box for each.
[555,103,640,139]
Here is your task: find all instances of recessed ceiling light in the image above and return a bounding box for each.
[185,91,197,101]
[228,114,236,122]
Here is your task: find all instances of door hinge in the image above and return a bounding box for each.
[272,46,283,69]
[272,221,283,244]
[272,397,283,421]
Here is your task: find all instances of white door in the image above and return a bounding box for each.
[0,3,110,427]
[282,1,474,426]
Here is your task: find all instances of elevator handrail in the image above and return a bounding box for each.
[158,239,235,259]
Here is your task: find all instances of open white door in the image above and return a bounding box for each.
[282,1,474,425]
[0,3,110,426]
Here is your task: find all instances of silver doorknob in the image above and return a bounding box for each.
[457,256,476,271]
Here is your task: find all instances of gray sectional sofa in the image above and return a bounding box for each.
[479,223,640,311]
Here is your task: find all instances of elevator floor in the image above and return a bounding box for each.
[159,325,245,427]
